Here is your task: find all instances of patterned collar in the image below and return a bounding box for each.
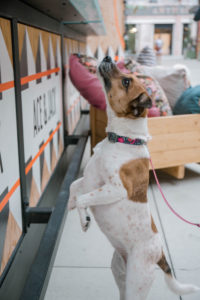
[107,132,146,146]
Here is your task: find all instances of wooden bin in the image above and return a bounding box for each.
[90,106,200,179]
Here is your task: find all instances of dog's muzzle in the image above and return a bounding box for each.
[98,56,116,76]
[98,56,118,91]
[130,93,152,117]
[103,56,112,63]
[131,93,152,109]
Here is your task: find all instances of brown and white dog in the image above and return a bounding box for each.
[68,56,199,300]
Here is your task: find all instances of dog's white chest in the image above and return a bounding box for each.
[89,139,152,251]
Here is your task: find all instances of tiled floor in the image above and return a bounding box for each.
[44,58,200,300]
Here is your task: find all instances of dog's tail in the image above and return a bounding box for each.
[164,273,200,295]
[158,253,200,295]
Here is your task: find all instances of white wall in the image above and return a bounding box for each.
[172,16,183,56]
[136,23,154,52]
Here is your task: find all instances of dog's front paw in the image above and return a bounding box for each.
[82,215,91,232]
[77,207,91,232]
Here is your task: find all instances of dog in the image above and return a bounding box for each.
[68,56,199,300]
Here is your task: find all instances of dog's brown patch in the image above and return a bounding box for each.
[157,252,172,275]
[119,158,149,203]
[151,216,158,233]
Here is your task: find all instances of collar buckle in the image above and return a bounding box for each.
[108,132,118,143]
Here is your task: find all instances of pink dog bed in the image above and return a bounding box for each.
[69,54,106,110]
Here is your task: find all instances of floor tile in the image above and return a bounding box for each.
[45,267,181,300]
[148,187,173,266]
[54,209,114,267]
[148,269,179,300]
[44,267,118,300]
[150,164,200,268]
[150,164,200,300]
[177,269,200,300]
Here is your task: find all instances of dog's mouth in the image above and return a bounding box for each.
[129,94,152,117]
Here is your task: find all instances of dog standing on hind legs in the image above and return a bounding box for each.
[68,56,200,300]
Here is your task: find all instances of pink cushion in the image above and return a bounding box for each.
[69,54,106,110]
[147,107,161,118]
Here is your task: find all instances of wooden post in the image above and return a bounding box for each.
[161,165,185,180]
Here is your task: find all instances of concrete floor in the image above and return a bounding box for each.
[44,58,200,300]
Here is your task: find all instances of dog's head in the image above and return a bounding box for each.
[98,56,152,119]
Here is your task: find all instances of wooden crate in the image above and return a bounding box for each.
[90,106,200,179]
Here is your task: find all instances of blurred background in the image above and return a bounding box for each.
[86,0,200,60]
[125,0,199,58]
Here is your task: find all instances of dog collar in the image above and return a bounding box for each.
[107,132,146,146]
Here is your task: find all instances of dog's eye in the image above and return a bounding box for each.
[122,78,130,89]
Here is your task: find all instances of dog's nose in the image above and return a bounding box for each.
[103,56,112,63]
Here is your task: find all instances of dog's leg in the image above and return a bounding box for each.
[77,183,126,208]
[76,183,126,231]
[69,155,105,212]
[68,169,104,211]
[69,176,92,231]
[125,248,156,300]
[111,250,126,300]
[68,177,85,210]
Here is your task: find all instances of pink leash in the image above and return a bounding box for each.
[150,158,200,229]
